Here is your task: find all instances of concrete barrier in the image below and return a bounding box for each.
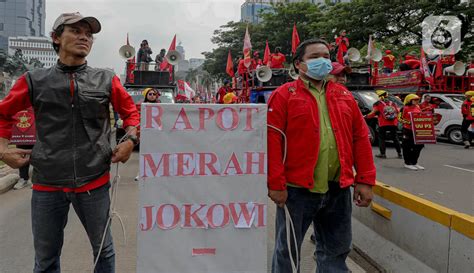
[352,182,473,273]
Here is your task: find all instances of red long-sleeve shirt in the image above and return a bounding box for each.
[400,105,421,129]
[382,54,396,70]
[267,79,375,191]
[269,53,286,69]
[0,74,140,192]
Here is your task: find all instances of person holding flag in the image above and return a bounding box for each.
[335,30,349,65]
[252,51,263,69]
[159,35,177,82]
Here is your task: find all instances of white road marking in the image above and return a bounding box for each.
[443,165,474,173]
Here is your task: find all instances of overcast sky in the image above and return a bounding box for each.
[46,0,244,73]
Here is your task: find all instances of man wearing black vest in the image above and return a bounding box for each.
[0,12,139,273]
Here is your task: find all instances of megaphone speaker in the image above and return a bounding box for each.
[347,48,361,62]
[166,50,183,65]
[256,66,272,82]
[119,45,136,59]
[444,61,466,76]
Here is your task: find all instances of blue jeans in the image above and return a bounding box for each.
[272,184,352,273]
[31,183,115,273]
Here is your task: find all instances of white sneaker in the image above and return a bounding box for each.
[134,175,139,181]
[13,178,29,189]
[414,164,425,170]
[404,164,418,171]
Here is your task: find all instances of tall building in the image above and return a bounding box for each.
[189,58,205,70]
[0,0,46,51]
[241,0,351,24]
[176,41,185,60]
[241,0,275,24]
[8,36,56,68]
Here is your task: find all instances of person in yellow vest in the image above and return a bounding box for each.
[461,91,474,148]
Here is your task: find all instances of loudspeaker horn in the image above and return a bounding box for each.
[288,65,299,80]
[370,48,382,62]
[256,66,272,82]
[347,48,361,62]
[119,45,136,59]
[165,50,183,65]
[444,61,465,76]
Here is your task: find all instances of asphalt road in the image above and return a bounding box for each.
[372,142,474,215]
[1,141,471,272]
[0,152,370,273]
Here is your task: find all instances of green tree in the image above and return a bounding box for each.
[202,1,472,78]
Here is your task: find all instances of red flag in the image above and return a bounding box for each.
[434,56,444,90]
[226,50,235,77]
[291,23,300,54]
[126,33,135,83]
[263,40,270,65]
[243,26,252,67]
[435,56,443,79]
[420,47,434,87]
[160,34,177,71]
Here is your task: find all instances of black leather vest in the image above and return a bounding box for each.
[26,62,114,188]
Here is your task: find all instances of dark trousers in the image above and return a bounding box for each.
[272,184,352,273]
[31,183,115,273]
[382,68,393,74]
[461,118,474,142]
[402,128,424,165]
[378,126,401,155]
[17,144,34,180]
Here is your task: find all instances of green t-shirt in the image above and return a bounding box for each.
[288,79,340,193]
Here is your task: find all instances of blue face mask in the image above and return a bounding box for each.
[302,57,333,80]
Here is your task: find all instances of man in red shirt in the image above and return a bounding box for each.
[269,47,286,69]
[252,51,263,69]
[382,49,396,74]
[216,80,232,104]
[335,30,349,59]
[0,13,139,272]
[365,90,402,159]
[419,94,437,113]
[401,52,420,70]
[268,39,375,272]
[238,57,253,76]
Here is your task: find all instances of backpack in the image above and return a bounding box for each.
[381,101,397,121]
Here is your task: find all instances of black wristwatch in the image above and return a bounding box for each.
[124,135,139,146]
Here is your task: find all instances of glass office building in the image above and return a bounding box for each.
[0,0,45,51]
